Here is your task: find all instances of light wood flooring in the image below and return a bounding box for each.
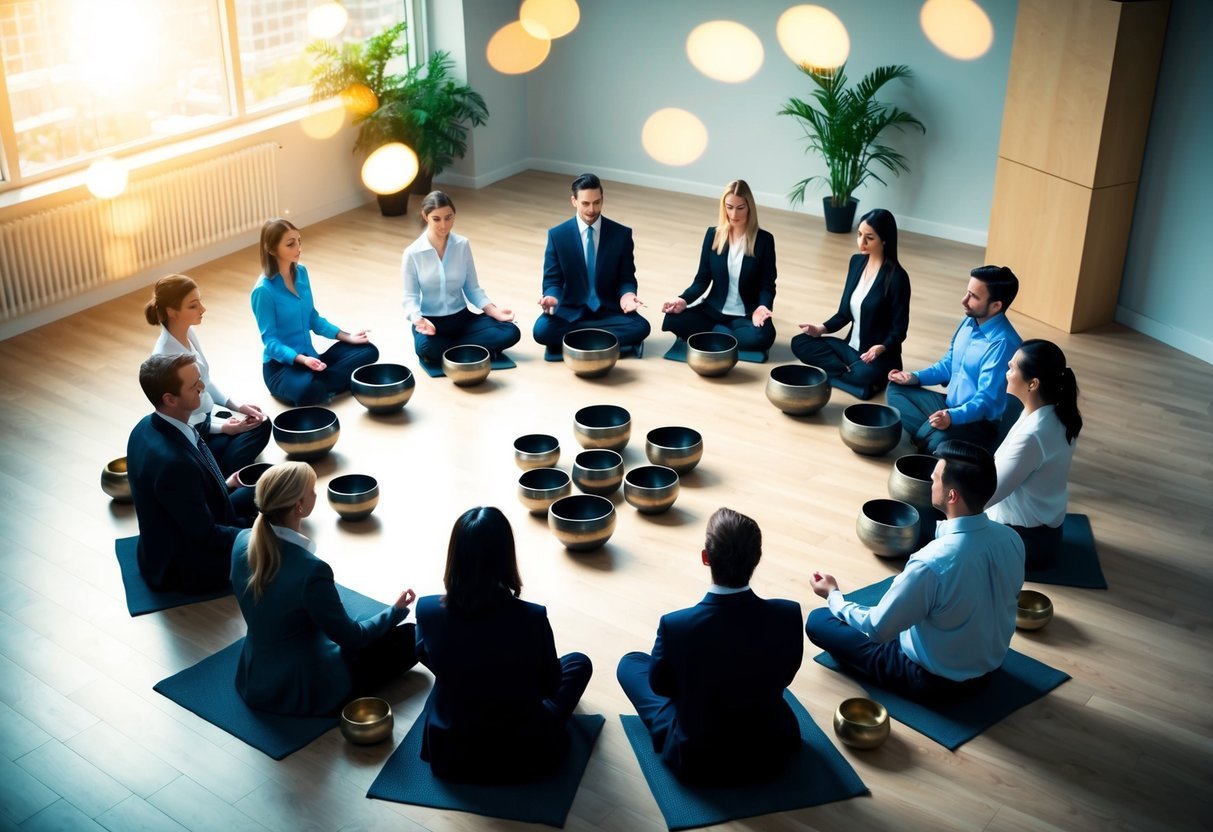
[1,170,1211,831]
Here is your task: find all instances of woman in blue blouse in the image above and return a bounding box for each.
[251,218,379,405]
[402,191,519,363]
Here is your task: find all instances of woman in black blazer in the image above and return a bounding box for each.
[791,208,911,399]
[661,179,777,352]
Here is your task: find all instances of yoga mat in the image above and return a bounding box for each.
[661,338,767,365]
[1025,513,1107,589]
[153,585,390,760]
[367,713,606,828]
[115,535,231,617]
[417,352,517,378]
[621,690,867,830]
[813,577,1071,750]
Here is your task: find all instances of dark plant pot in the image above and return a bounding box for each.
[376,189,410,217]
[823,196,859,234]
[409,168,434,196]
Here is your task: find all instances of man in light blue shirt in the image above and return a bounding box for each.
[806,440,1025,702]
[887,266,1022,452]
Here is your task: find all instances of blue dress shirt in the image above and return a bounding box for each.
[250,264,340,364]
[915,313,1022,424]
[401,231,491,323]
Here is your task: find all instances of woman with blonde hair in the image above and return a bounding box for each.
[230,462,417,716]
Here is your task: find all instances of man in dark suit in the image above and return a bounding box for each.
[617,508,804,783]
[533,172,651,354]
[127,353,253,592]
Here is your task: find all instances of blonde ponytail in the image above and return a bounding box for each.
[246,462,315,599]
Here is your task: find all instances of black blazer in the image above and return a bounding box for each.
[679,227,777,315]
[542,216,638,321]
[823,253,911,375]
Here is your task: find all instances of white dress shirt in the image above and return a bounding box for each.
[847,270,877,351]
[401,231,492,323]
[721,241,746,316]
[987,404,1075,529]
[152,326,230,433]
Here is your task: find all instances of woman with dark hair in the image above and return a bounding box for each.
[791,208,911,398]
[415,507,592,782]
[986,339,1083,569]
[251,218,379,405]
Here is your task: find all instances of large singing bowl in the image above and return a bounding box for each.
[572,449,624,496]
[624,465,680,514]
[273,407,340,461]
[101,457,132,502]
[442,345,491,386]
[548,494,617,551]
[573,404,631,451]
[563,328,620,378]
[340,697,393,745]
[350,362,415,413]
[514,434,560,470]
[888,454,936,507]
[1017,590,1054,631]
[766,364,831,416]
[856,498,920,557]
[686,331,739,377]
[833,697,890,749]
[645,426,704,474]
[840,403,902,456]
[327,474,380,521]
[518,467,572,515]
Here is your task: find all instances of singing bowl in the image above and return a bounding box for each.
[856,498,921,558]
[350,362,415,413]
[572,449,624,496]
[573,404,631,451]
[1017,590,1054,631]
[234,462,273,489]
[645,426,704,474]
[548,494,616,551]
[442,344,491,386]
[623,465,680,514]
[888,454,936,507]
[563,328,620,378]
[840,403,902,456]
[833,697,890,749]
[686,331,739,377]
[327,474,379,521]
[514,434,561,470]
[272,407,340,461]
[101,456,132,502]
[518,467,572,515]
[340,697,393,745]
[766,364,831,416]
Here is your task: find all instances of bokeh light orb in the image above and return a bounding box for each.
[86,157,129,199]
[641,108,708,167]
[686,20,764,83]
[776,4,850,69]
[520,0,580,40]
[342,83,378,116]
[307,2,349,40]
[301,99,347,140]
[921,0,994,61]
[361,143,419,195]
[487,21,552,75]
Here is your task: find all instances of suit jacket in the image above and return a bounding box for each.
[126,413,242,592]
[542,216,638,321]
[649,590,804,781]
[823,253,911,375]
[680,227,777,315]
[416,593,566,781]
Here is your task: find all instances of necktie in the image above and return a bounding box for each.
[195,428,226,487]
[585,225,600,312]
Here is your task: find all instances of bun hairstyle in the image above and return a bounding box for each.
[144,274,198,326]
[1017,339,1083,443]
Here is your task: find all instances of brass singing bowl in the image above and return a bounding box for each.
[645,426,704,474]
[234,462,273,489]
[765,364,831,416]
[1017,590,1054,631]
[548,494,616,551]
[572,449,624,496]
[856,498,920,558]
[840,403,902,456]
[340,697,393,745]
[272,407,340,461]
[350,362,415,413]
[888,454,936,507]
[327,474,380,521]
[442,345,491,387]
[518,467,572,515]
[833,697,890,749]
[573,404,631,451]
[101,456,132,502]
[563,328,620,378]
[514,434,561,470]
[686,331,739,377]
[623,465,680,514]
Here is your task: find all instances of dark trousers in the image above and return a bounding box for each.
[263,341,380,406]
[885,384,998,453]
[197,419,271,477]
[346,622,420,700]
[413,309,521,363]
[661,304,775,352]
[532,308,651,349]
[789,335,884,399]
[1010,523,1063,571]
[616,651,677,750]
[544,652,595,721]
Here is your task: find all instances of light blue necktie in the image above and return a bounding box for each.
[585,225,600,312]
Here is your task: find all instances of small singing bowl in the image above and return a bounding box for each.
[686,331,739,377]
[514,434,560,470]
[572,449,624,496]
[518,467,572,515]
[1017,590,1054,631]
[623,465,680,514]
[573,404,631,451]
[340,697,393,745]
[840,403,902,456]
[234,462,273,489]
[856,498,920,558]
[327,474,380,521]
[101,457,132,502]
[442,344,492,386]
[563,328,620,378]
[548,494,616,551]
[765,364,831,416]
[272,407,340,461]
[645,426,704,474]
[833,697,890,750]
[888,454,936,507]
[350,362,415,413]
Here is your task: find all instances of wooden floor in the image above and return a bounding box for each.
[1,170,1211,832]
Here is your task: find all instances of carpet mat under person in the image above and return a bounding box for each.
[1024,513,1107,589]
[115,536,231,616]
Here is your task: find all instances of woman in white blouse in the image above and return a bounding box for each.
[402,191,519,363]
[986,339,1083,569]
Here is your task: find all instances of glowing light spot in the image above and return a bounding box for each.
[921,0,994,61]
[487,21,551,75]
[86,157,129,199]
[776,5,850,70]
[307,2,349,40]
[520,0,580,40]
[361,143,419,195]
[342,84,378,116]
[686,20,764,83]
[641,109,709,167]
[301,99,347,139]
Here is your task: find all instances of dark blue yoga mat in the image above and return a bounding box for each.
[1025,513,1107,589]
[621,691,868,830]
[115,535,231,617]
[367,712,606,827]
[813,577,1071,750]
[661,337,767,365]
[417,352,517,378]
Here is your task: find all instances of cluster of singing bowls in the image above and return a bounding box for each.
[887,454,936,507]
[572,449,624,496]
[766,364,831,416]
[840,403,902,456]
[856,498,920,557]
[833,697,890,749]
[518,467,572,514]
[273,407,340,461]
[548,494,616,551]
[442,345,491,386]
[327,473,380,521]
[350,362,415,413]
[514,434,561,470]
[563,328,620,378]
[234,462,272,489]
[623,465,680,514]
[101,457,132,502]
[574,404,631,451]
[686,331,739,377]
[1016,590,1054,631]
[340,696,393,744]
[645,426,703,474]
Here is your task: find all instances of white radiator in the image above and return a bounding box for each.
[0,142,279,322]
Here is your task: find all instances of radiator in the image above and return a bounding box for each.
[0,142,279,322]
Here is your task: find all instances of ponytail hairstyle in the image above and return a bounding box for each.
[144,274,198,326]
[1017,339,1083,443]
[246,462,316,600]
[259,218,300,280]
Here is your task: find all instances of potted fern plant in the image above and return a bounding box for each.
[778,63,925,233]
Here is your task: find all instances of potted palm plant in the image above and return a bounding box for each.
[778,63,925,233]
